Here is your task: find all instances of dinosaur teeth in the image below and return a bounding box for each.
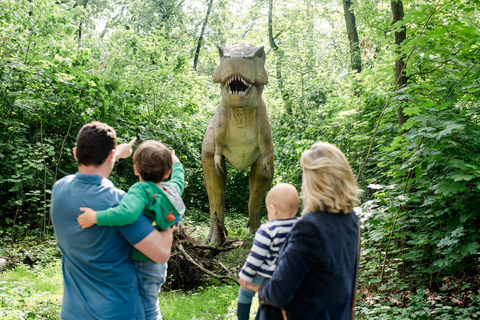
[226,75,252,95]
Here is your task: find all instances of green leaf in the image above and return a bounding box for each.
[434,181,467,196]
[403,106,421,116]
[436,123,465,139]
[464,242,479,255]
[451,174,475,182]
[449,160,466,170]
[437,236,458,248]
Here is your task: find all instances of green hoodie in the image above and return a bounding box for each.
[96,162,185,261]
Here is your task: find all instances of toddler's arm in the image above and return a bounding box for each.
[77,184,148,229]
[96,184,148,226]
[166,150,185,196]
[77,207,98,229]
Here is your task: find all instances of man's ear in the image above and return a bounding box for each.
[164,169,171,179]
[72,148,78,161]
[108,149,116,163]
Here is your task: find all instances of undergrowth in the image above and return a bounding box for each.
[1,212,479,319]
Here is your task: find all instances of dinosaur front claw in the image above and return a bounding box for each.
[214,155,224,176]
[261,157,269,177]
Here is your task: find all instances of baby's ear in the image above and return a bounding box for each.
[133,164,140,176]
[164,169,171,179]
[269,204,277,215]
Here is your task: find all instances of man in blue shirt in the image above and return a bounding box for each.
[50,121,173,319]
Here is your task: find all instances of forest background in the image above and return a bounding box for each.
[0,0,479,318]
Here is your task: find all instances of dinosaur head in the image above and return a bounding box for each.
[213,43,268,108]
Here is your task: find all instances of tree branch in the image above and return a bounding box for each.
[177,244,239,285]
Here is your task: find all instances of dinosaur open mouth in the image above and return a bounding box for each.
[226,76,252,96]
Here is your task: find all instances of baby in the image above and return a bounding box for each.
[236,183,299,320]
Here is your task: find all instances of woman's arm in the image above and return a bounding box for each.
[258,220,319,308]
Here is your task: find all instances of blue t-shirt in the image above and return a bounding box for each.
[50,173,155,320]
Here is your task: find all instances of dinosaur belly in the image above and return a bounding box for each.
[224,147,260,170]
[223,130,260,170]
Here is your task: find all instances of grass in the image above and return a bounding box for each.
[161,284,260,320]
[162,285,237,319]
[0,260,63,319]
[0,213,254,319]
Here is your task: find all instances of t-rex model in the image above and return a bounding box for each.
[202,43,274,245]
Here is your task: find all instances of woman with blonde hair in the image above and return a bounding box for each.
[247,142,362,320]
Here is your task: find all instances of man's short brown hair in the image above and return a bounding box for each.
[75,121,117,166]
[133,140,172,183]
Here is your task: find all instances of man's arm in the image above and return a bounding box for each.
[133,228,173,263]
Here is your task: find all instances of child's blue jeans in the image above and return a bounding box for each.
[237,274,266,304]
[133,260,168,320]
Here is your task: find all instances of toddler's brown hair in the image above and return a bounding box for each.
[133,140,172,183]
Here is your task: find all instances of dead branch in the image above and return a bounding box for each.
[177,244,239,285]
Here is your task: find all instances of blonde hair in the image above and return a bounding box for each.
[300,142,362,215]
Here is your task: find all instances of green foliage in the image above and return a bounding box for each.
[353,0,480,289]
[0,236,62,319]
[1,0,479,308]
[0,0,211,236]
[356,289,480,319]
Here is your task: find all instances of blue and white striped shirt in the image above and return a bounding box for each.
[239,217,299,282]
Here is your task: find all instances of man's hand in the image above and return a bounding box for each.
[116,137,137,160]
[78,207,98,229]
[171,150,180,163]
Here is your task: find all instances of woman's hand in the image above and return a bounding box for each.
[246,283,261,292]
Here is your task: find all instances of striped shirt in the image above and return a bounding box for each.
[239,217,299,282]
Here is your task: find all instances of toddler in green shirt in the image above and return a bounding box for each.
[77,140,185,320]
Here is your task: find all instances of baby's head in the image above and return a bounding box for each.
[265,183,299,221]
[133,140,172,183]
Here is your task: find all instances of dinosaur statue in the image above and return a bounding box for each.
[202,43,274,245]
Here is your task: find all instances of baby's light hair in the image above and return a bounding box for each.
[300,142,362,215]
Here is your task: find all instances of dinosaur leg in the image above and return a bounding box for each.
[248,157,274,233]
[202,140,227,245]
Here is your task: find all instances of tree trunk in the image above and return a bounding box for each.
[391,0,408,129]
[342,0,362,74]
[77,0,89,42]
[193,0,213,71]
[268,0,292,115]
